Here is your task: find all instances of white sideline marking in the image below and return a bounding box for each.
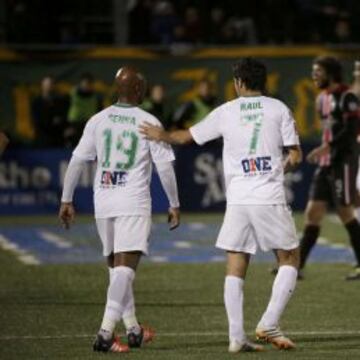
[317,236,330,245]
[174,241,192,249]
[210,255,225,262]
[39,231,73,249]
[189,223,207,230]
[318,235,349,250]
[149,256,168,263]
[1,330,360,341]
[0,235,40,265]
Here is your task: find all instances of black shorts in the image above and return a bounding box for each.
[309,164,358,206]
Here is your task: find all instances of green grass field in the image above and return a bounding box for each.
[1,213,360,359]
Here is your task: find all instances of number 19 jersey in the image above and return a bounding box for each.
[189,96,300,205]
[73,103,175,218]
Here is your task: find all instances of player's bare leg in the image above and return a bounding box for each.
[299,200,327,271]
[256,248,298,350]
[94,252,146,353]
[337,206,360,280]
[225,251,264,353]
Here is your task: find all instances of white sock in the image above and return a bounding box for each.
[109,267,114,281]
[100,266,135,334]
[109,266,139,333]
[224,275,246,343]
[122,278,141,334]
[355,208,360,223]
[258,265,297,329]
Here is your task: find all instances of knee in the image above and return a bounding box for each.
[277,248,300,269]
[226,262,245,278]
[226,252,250,279]
[107,252,114,268]
[305,206,324,225]
[337,206,355,224]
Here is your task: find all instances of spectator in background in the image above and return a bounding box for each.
[31,76,69,147]
[183,6,203,44]
[150,0,179,45]
[66,73,103,147]
[170,24,193,55]
[128,0,153,44]
[333,17,352,44]
[142,84,173,129]
[173,78,217,129]
[206,7,227,44]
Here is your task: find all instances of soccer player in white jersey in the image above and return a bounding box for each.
[59,66,180,353]
[140,58,302,353]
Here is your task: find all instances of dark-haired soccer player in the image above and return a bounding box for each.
[141,58,302,353]
[60,66,180,353]
[299,56,360,280]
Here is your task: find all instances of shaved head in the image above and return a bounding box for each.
[115,66,146,105]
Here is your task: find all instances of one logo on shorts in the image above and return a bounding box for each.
[101,170,128,187]
[241,156,272,176]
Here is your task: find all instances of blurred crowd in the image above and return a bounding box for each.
[3,0,360,45]
[31,74,217,148]
[129,0,360,46]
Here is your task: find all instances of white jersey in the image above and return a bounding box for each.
[73,103,175,218]
[190,96,300,205]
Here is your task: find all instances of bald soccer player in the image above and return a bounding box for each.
[59,67,180,353]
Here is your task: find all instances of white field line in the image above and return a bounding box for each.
[0,234,40,265]
[1,330,360,341]
[173,241,193,249]
[318,235,349,250]
[39,230,73,249]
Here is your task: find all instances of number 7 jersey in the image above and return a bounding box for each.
[73,103,175,218]
[189,96,300,205]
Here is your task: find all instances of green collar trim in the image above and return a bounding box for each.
[113,102,135,108]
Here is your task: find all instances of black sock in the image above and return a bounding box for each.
[299,225,320,269]
[345,219,360,267]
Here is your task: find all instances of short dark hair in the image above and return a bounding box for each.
[232,58,267,92]
[313,56,343,82]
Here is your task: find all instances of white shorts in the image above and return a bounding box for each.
[96,216,152,256]
[216,205,298,254]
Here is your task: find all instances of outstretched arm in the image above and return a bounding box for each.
[155,161,180,230]
[59,156,86,229]
[139,121,194,145]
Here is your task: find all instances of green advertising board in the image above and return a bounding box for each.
[0,46,359,142]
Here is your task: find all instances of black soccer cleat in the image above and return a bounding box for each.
[345,267,360,280]
[127,325,155,348]
[93,333,129,353]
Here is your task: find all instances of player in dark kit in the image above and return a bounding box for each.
[300,56,360,280]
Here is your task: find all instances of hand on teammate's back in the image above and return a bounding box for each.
[139,122,163,141]
[59,202,75,229]
[168,207,180,230]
